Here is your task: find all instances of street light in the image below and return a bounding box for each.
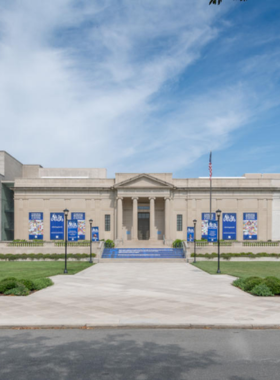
[193,219,197,264]
[89,219,93,263]
[216,209,222,274]
[63,209,69,274]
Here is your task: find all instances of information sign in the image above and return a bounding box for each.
[187,227,194,242]
[243,213,258,240]
[71,212,86,240]
[201,213,216,239]
[222,213,237,240]
[207,220,218,242]
[29,212,43,240]
[68,220,78,241]
[92,227,99,242]
[50,213,64,240]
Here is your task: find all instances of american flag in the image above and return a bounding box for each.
[209,151,212,179]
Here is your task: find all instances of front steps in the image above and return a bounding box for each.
[101,247,185,261]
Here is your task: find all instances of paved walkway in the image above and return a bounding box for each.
[0,263,280,327]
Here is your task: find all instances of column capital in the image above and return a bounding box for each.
[116,196,123,200]
[149,196,156,201]
[132,197,139,200]
[164,197,171,201]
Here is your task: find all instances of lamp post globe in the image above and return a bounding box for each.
[89,219,93,263]
[63,209,69,274]
[216,209,222,274]
[193,219,197,264]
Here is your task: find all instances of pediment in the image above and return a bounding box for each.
[114,174,175,189]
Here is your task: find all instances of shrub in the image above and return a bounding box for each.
[105,239,115,248]
[0,277,17,282]
[33,278,54,290]
[4,284,30,296]
[262,277,280,295]
[18,279,36,291]
[232,278,246,290]
[0,280,18,293]
[243,277,263,292]
[251,284,274,297]
[172,239,183,248]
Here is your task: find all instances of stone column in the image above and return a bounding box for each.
[132,197,138,240]
[164,197,170,240]
[149,197,156,240]
[117,197,123,240]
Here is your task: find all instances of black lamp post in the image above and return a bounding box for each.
[89,219,93,263]
[216,209,222,274]
[193,219,197,263]
[63,209,69,274]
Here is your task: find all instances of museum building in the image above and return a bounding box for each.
[1,151,280,243]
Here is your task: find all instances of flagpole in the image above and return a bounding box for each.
[209,151,212,221]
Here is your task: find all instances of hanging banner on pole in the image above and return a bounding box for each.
[243,213,258,240]
[71,212,86,240]
[68,220,78,241]
[207,220,218,242]
[201,213,216,239]
[29,212,44,240]
[223,213,237,240]
[187,227,194,242]
[92,227,99,242]
[50,213,64,240]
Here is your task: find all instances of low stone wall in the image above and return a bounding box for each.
[189,242,280,254]
[0,241,100,255]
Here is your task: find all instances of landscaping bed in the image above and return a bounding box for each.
[233,276,280,297]
[0,277,54,296]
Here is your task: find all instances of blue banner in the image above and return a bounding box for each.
[92,227,99,242]
[71,212,86,240]
[243,213,258,240]
[29,212,43,240]
[208,220,218,242]
[223,213,237,240]
[201,213,216,239]
[50,213,64,240]
[68,220,78,241]
[187,227,194,242]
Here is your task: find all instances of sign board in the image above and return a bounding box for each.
[92,227,99,242]
[29,212,43,240]
[208,220,218,242]
[187,227,194,242]
[50,213,64,240]
[243,213,258,240]
[223,213,237,240]
[68,220,78,241]
[71,212,86,240]
[201,213,216,239]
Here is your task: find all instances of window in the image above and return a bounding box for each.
[177,214,183,231]
[105,215,111,231]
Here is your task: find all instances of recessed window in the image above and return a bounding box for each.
[105,215,111,231]
[177,215,183,231]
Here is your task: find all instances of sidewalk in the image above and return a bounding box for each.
[0,263,280,327]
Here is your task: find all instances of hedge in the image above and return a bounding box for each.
[191,252,280,260]
[0,253,96,261]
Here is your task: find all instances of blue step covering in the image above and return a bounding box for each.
[102,248,184,259]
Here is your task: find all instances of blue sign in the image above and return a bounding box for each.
[201,213,216,239]
[223,213,237,240]
[92,227,99,242]
[208,220,218,242]
[243,213,258,240]
[71,212,85,240]
[29,212,43,240]
[68,220,78,241]
[50,213,64,240]
[187,227,194,242]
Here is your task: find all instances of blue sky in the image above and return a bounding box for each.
[0,0,279,178]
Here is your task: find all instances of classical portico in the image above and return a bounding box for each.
[114,174,175,242]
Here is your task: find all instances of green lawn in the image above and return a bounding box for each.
[192,261,280,279]
[0,261,94,281]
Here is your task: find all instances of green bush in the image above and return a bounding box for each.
[0,280,18,293]
[243,277,263,292]
[0,277,17,282]
[172,239,183,248]
[105,239,115,248]
[33,278,54,290]
[262,277,280,295]
[18,279,36,291]
[232,278,246,290]
[4,284,30,296]
[251,284,274,297]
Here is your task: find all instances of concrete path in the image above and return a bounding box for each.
[0,263,280,327]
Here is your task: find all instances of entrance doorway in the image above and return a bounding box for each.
[138,213,150,240]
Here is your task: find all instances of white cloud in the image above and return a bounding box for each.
[0,0,278,176]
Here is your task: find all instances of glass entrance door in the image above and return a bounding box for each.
[138,213,150,240]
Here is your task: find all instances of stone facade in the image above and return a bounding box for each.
[1,151,280,242]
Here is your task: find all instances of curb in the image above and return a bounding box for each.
[1,324,280,330]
